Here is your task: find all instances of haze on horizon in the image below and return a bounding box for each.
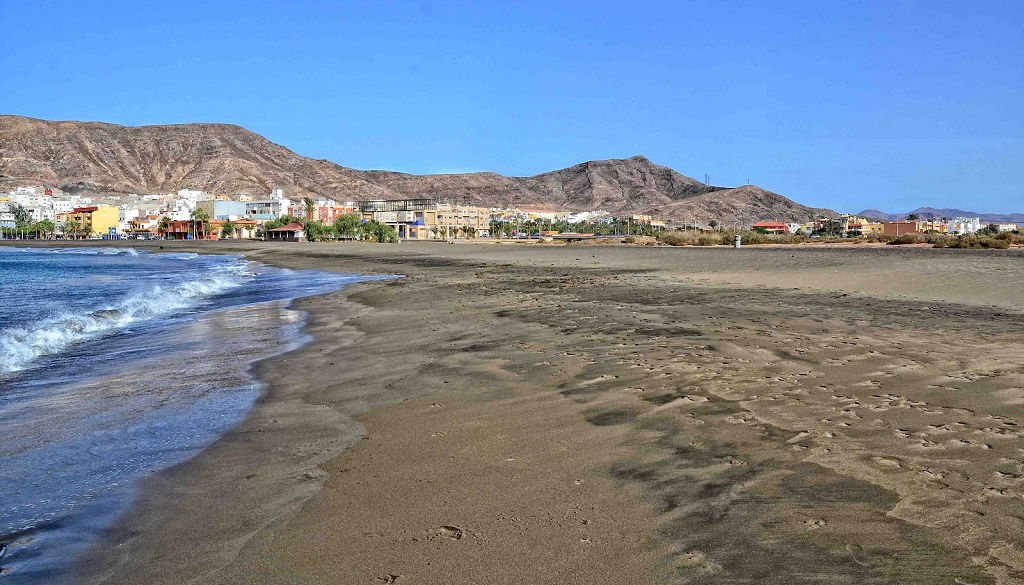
[2,0,1022,213]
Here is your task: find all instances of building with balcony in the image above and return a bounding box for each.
[58,206,120,236]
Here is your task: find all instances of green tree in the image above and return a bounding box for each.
[221,220,235,238]
[35,219,55,240]
[360,219,398,243]
[9,203,32,228]
[304,220,336,242]
[332,213,361,240]
[906,213,921,221]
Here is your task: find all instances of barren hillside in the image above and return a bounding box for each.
[0,115,835,223]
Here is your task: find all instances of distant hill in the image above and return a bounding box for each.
[860,207,1024,223]
[1,115,836,224]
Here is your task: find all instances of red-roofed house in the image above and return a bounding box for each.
[751,221,790,234]
[266,222,306,242]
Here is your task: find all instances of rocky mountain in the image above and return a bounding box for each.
[1,115,834,223]
[860,207,1024,223]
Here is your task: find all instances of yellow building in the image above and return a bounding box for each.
[59,206,120,236]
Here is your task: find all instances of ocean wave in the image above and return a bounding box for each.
[46,248,143,256]
[0,266,251,374]
[159,252,200,261]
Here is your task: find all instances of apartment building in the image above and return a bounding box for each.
[58,206,120,236]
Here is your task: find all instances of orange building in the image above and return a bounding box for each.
[882,221,922,236]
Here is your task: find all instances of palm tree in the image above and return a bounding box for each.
[63,218,81,240]
[190,208,210,240]
[158,216,171,239]
[303,197,315,222]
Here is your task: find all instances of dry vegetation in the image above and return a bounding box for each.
[886,232,1018,249]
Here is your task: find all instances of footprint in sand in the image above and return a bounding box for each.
[435,526,464,541]
[804,519,827,530]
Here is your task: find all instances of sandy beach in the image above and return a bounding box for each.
[48,241,1024,584]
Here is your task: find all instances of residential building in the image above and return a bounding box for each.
[58,206,120,236]
[846,221,884,236]
[358,199,440,239]
[198,199,248,220]
[435,203,491,238]
[950,217,982,235]
[996,223,1018,232]
[176,189,206,205]
[245,198,291,220]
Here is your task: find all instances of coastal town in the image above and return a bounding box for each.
[0,185,1018,242]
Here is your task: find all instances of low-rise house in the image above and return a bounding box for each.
[950,217,982,235]
[266,222,306,242]
[751,221,789,234]
[846,221,884,236]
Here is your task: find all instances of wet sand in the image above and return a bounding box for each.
[54,241,1024,584]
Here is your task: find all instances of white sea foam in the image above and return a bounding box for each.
[160,252,200,261]
[47,247,143,256]
[0,265,251,374]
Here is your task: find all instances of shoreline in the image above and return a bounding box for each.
[6,241,1024,583]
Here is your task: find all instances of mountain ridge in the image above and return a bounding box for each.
[1,115,835,223]
[860,207,1024,223]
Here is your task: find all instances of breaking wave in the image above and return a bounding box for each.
[0,264,253,374]
[38,247,143,256]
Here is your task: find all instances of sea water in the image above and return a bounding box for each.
[0,247,382,584]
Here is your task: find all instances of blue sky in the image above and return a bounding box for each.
[3,0,1022,212]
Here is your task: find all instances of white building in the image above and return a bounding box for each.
[120,207,141,222]
[176,189,206,205]
[948,217,981,235]
[996,223,1018,232]
[245,198,291,219]
[52,200,75,215]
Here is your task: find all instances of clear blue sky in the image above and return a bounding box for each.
[3,0,1022,213]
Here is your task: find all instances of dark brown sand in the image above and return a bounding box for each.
[37,241,1024,584]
